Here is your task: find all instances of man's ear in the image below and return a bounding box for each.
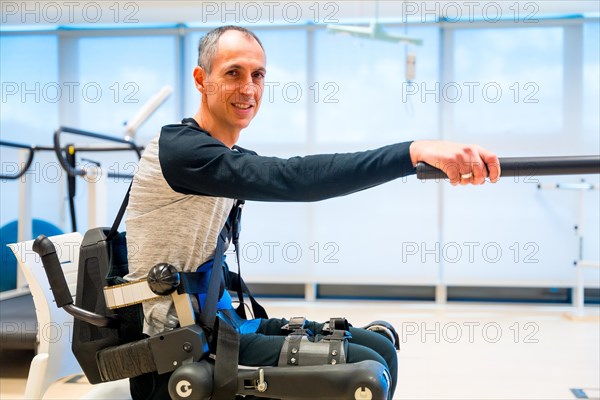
[193,66,206,93]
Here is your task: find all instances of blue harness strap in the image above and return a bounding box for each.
[194,258,233,310]
[192,199,265,399]
[193,258,261,334]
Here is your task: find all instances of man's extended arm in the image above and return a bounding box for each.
[159,123,415,201]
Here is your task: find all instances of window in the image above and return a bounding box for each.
[314,26,440,143]
[77,35,178,142]
[74,35,178,230]
[584,22,600,142]
[582,21,600,279]
[453,27,563,135]
[1,35,60,229]
[1,35,59,141]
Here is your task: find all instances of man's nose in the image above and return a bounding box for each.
[240,81,257,97]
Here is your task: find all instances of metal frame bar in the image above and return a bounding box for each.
[2,16,597,36]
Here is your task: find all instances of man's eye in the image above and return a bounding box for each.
[226,70,238,76]
[253,72,265,79]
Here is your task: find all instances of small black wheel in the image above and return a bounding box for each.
[168,360,214,400]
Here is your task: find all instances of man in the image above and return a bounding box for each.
[125,25,500,399]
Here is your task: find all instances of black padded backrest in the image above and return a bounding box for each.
[107,232,129,284]
[72,228,143,384]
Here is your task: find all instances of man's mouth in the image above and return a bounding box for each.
[232,103,253,110]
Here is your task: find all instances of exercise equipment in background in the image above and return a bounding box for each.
[537,180,600,318]
[53,129,142,232]
[0,85,172,352]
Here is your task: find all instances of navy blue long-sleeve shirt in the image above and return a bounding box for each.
[126,118,415,335]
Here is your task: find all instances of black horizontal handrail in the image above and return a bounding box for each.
[0,140,35,180]
[416,155,600,180]
[2,132,143,180]
[53,126,142,178]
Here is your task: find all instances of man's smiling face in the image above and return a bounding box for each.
[201,30,266,136]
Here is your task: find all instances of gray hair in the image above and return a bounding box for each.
[197,26,264,74]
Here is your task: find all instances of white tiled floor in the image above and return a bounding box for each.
[1,300,599,400]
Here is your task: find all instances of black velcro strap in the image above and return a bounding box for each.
[246,291,268,320]
[97,338,157,381]
[322,330,350,365]
[323,317,350,333]
[286,334,304,366]
[230,201,247,318]
[327,339,342,365]
[226,270,268,320]
[281,317,306,332]
[199,227,228,332]
[212,318,239,400]
[330,317,350,331]
[106,182,132,241]
[200,201,245,332]
[178,271,224,297]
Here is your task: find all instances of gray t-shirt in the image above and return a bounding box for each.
[125,135,232,335]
